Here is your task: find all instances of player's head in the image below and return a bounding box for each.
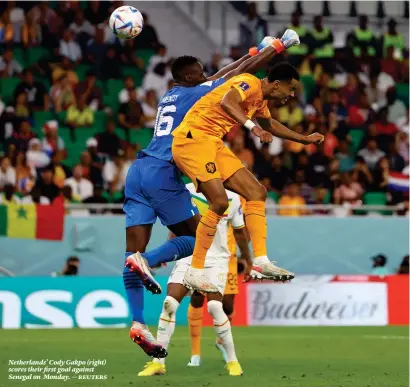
[171,55,207,86]
[263,62,300,104]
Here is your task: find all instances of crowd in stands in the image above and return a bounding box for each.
[0,1,408,217]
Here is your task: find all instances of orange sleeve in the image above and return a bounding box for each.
[255,100,271,119]
[231,74,262,102]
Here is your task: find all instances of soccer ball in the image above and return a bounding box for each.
[109,6,143,40]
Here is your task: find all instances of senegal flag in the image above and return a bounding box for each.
[0,199,64,241]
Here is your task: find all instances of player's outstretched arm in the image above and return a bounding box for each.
[208,30,300,82]
[258,117,324,145]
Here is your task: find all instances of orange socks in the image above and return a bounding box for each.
[244,201,267,258]
[191,209,222,269]
[188,304,203,356]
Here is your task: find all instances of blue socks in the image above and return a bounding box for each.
[142,236,195,267]
[123,252,145,324]
[123,237,195,323]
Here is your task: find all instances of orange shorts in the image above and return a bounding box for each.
[172,132,244,190]
[224,255,238,295]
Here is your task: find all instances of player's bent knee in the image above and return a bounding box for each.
[210,197,229,215]
[162,296,179,318]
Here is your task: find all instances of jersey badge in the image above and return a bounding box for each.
[239,82,250,92]
[205,162,217,174]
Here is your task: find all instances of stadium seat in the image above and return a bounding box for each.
[56,112,67,125]
[349,129,365,153]
[267,191,280,203]
[300,75,316,103]
[94,111,108,130]
[106,79,124,103]
[122,66,144,86]
[115,127,127,141]
[0,77,21,104]
[396,83,409,107]
[104,94,120,113]
[75,64,91,81]
[13,47,26,68]
[135,49,156,69]
[130,128,153,148]
[26,47,50,67]
[363,192,391,215]
[33,111,56,134]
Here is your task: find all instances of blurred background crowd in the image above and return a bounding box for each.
[0,1,408,217]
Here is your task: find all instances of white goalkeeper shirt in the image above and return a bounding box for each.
[182,183,244,264]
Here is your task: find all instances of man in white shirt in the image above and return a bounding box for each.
[69,9,93,37]
[103,151,130,193]
[118,76,138,104]
[147,43,168,72]
[59,29,82,63]
[0,156,16,190]
[64,165,93,201]
[358,138,386,170]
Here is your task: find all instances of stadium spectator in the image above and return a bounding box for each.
[141,89,158,129]
[0,184,19,204]
[40,121,66,159]
[384,87,407,125]
[13,92,32,122]
[381,46,405,82]
[85,1,107,26]
[118,90,144,141]
[14,69,49,111]
[335,139,355,172]
[8,120,36,153]
[85,138,104,183]
[347,92,375,128]
[308,16,334,68]
[26,138,50,169]
[74,70,102,110]
[382,19,405,59]
[59,256,81,276]
[386,140,406,172]
[14,152,35,195]
[294,169,314,203]
[32,164,60,203]
[310,186,331,215]
[28,2,58,29]
[119,76,138,104]
[352,156,373,191]
[395,131,409,164]
[50,151,71,189]
[358,138,386,170]
[397,255,409,274]
[87,25,107,77]
[62,185,80,205]
[103,150,129,194]
[307,143,330,187]
[134,12,159,50]
[59,29,82,63]
[66,97,95,141]
[240,2,267,48]
[100,45,122,81]
[0,156,16,190]
[65,164,93,201]
[333,171,364,205]
[371,254,392,275]
[142,62,171,100]
[0,47,22,77]
[120,39,144,69]
[230,134,254,171]
[6,1,24,26]
[96,120,122,157]
[83,183,109,214]
[267,154,290,193]
[79,150,103,187]
[50,75,76,113]
[278,98,304,128]
[282,12,309,68]
[347,15,377,58]
[341,73,361,106]
[147,43,168,72]
[52,57,79,86]
[55,1,79,28]
[278,182,307,217]
[0,11,13,44]
[69,9,93,39]
[21,14,42,47]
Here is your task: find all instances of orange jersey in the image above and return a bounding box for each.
[173,73,271,139]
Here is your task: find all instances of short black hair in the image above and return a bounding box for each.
[267,62,299,83]
[171,55,199,81]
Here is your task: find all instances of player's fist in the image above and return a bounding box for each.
[280,29,300,49]
[257,36,274,51]
[251,126,273,143]
[305,132,325,145]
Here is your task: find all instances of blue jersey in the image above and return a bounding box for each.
[141,78,226,161]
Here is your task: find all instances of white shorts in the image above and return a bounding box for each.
[168,258,229,295]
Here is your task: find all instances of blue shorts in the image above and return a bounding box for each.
[124,155,198,228]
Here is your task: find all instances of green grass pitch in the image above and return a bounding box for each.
[0,326,408,387]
